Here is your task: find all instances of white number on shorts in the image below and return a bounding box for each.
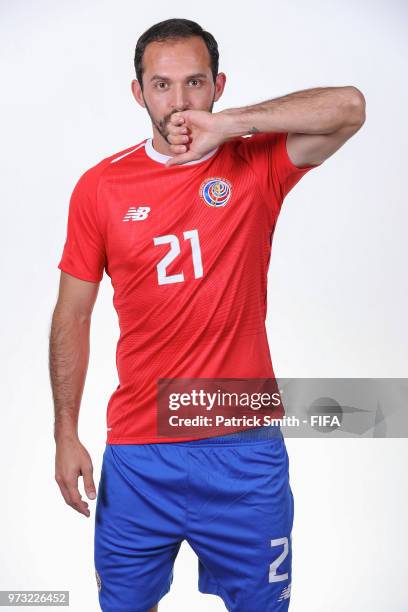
[153,229,203,285]
[269,537,289,583]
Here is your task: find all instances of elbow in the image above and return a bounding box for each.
[345,86,366,128]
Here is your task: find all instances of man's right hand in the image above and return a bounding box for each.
[55,437,97,517]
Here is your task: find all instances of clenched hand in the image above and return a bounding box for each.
[165,110,230,167]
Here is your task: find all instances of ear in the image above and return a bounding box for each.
[131,79,145,108]
[214,72,227,103]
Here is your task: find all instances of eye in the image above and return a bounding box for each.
[156,81,168,90]
[188,79,202,87]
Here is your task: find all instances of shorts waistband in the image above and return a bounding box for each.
[174,425,282,445]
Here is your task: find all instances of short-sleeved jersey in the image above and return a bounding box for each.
[58,132,321,443]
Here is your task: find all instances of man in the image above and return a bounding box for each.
[49,18,365,612]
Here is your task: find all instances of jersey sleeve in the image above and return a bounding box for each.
[58,166,106,283]
[237,131,322,215]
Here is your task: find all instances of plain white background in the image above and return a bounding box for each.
[1,0,407,610]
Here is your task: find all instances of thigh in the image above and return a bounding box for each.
[94,444,186,611]
[187,437,294,611]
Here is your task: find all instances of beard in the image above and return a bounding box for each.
[142,94,215,144]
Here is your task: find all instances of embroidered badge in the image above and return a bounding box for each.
[199,177,232,207]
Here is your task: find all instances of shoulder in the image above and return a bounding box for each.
[75,139,148,190]
[102,139,148,167]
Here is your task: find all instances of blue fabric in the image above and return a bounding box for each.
[94,426,294,611]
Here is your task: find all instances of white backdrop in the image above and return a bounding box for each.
[0,0,407,610]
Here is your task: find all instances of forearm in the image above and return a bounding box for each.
[220,86,365,138]
[49,308,91,442]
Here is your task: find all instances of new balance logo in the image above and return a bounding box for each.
[123,206,151,222]
[278,583,291,602]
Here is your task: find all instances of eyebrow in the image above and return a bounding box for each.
[150,73,208,82]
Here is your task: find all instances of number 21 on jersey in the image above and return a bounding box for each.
[153,229,203,286]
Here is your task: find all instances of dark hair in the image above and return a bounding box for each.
[134,18,219,89]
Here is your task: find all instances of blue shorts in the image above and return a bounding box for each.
[94,426,294,611]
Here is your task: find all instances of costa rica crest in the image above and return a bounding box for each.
[199,177,232,207]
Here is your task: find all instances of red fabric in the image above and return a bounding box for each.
[58,132,321,443]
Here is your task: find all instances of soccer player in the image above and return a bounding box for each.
[49,18,365,612]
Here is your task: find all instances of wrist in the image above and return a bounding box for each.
[54,423,79,444]
[218,108,260,140]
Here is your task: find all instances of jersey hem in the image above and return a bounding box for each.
[282,131,323,170]
[107,435,211,444]
[58,263,103,283]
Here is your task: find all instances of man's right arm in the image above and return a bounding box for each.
[49,271,100,517]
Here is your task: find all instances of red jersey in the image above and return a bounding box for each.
[58,132,321,443]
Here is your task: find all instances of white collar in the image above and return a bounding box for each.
[144,137,219,166]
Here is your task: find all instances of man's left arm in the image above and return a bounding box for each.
[166,86,366,167]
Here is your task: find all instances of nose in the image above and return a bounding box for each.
[171,83,190,111]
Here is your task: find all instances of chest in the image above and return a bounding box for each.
[100,166,273,281]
